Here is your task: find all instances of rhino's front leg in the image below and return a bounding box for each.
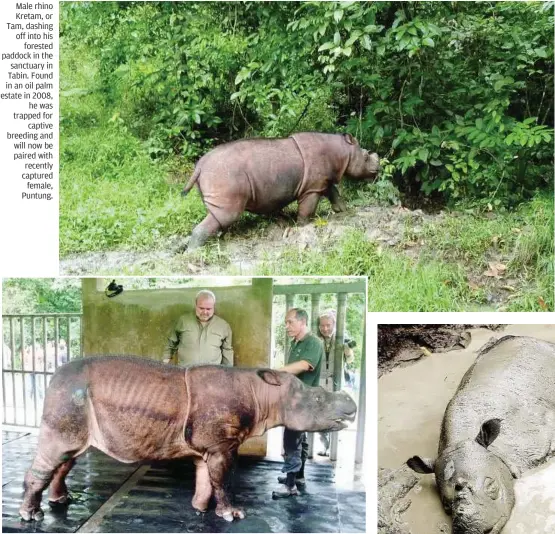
[192,457,212,513]
[297,193,322,225]
[206,451,245,522]
[327,184,347,213]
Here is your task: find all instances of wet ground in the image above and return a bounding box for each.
[378,325,555,534]
[2,431,365,533]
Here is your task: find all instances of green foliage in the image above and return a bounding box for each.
[2,279,82,314]
[61,1,553,207]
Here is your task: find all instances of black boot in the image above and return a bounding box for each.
[272,472,299,499]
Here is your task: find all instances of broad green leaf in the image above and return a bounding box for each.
[318,41,335,52]
[362,34,372,51]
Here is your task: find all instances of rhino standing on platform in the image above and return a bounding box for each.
[20,356,357,522]
[407,336,555,534]
[181,132,380,248]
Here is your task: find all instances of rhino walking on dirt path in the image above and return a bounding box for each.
[181,132,380,248]
[407,336,555,534]
[19,356,357,522]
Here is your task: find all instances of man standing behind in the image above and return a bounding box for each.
[317,310,355,456]
[273,307,323,499]
[163,290,234,366]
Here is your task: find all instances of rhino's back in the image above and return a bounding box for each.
[440,337,555,470]
[45,356,192,462]
[198,137,304,216]
[457,336,555,400]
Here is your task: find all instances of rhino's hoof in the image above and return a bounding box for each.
[216,507,246,522]
[49,494,70,506]
[20,508,44,522]
[222,512,234,522]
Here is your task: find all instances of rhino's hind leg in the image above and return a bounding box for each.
[192,458,212,512]
[206,451,245,522]
[20,421,88,522]
[20,465,53,521]
[297,193,322,225]
[48,458,76,505]
[188,213,224,250]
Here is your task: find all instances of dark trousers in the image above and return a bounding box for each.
[282,429,308,485]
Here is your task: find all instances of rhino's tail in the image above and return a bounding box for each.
[181,167,201,198]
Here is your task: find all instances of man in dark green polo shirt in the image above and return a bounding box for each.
[272,307,324,499]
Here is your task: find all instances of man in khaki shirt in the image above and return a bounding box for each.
[163,290,234,366]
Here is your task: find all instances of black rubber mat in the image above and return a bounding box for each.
[2,432,140,533]
[2,432,365,533]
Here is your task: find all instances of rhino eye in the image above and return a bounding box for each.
[484,477,499,499]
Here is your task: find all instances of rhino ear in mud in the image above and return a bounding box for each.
[257,369,282,387]
[407,455,435,474]
[476,418,502,449]
[343,133,357,145]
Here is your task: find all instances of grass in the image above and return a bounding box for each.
[255,194,554,312]
[60,43,203,256]
[257,231,488,311]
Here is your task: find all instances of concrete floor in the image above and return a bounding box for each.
[378,325,555,534]
[2,430,365,533]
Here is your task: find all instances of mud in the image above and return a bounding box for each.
[378,325,555,534]
[377,324,504,376]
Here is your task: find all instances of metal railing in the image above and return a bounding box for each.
[2,314,83,427]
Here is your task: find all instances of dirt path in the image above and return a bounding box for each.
[59,205,422,274]
[60,205,514,298]
[378,325,555,534]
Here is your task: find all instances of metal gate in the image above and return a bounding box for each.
[2,314,82,427]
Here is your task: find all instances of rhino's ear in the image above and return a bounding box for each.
[407,455,435,474]
[476,418,502,449]
[257,369,282,386]
[343,133,358,146]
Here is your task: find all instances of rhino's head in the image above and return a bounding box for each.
[257,369,357,432]
[407,419,515,534]
[342,133,380,180]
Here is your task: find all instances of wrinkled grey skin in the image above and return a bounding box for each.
[20,358,357,523]
[407,336,555,534]
[181,132,380,248]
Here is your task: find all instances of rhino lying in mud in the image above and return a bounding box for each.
[181,132,380,248]
[407,336,555,534]
[20,357,357,522]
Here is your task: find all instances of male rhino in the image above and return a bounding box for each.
[407,336,555,534]
[20,356,357,522]
[181,132,380,248]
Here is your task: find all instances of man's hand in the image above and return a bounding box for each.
[279,360,313,375]
[163,358,171,364]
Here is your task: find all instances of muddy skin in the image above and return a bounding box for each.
[181,132,380,249]
[19,357,356,523]
[407,336,555,534]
